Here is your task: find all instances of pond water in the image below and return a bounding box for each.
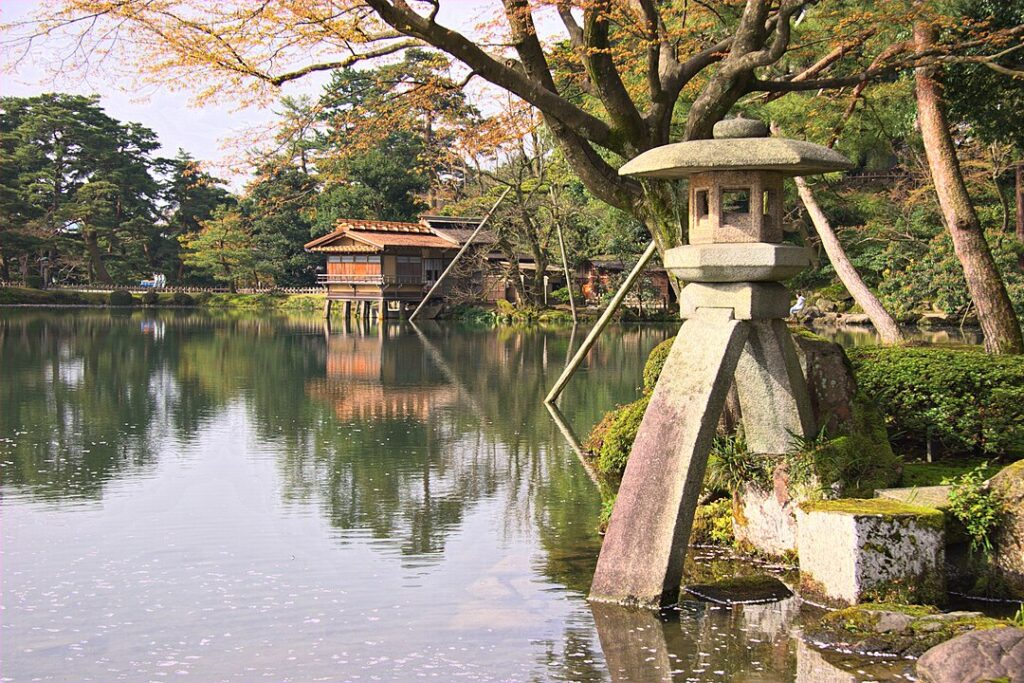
[0,311,964,682]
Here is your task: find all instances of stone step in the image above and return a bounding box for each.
[875,485,951,509]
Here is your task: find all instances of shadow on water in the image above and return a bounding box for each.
[0,309,949,681]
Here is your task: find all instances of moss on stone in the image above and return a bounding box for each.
[799,497,943,520]
[806,603,1011,658]
[791,327,831,344]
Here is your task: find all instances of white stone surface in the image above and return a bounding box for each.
[680,281,792,320]
[734,481,801,556]
[796,501,945,606]
[666,243,811,282]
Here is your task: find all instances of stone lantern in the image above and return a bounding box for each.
[589,117,853,609]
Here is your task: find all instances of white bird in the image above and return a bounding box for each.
[789,295,806,316]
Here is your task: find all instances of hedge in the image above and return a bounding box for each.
[848,346,1024,458]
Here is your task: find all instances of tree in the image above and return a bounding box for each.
[162,150,236,283]
[0,94,164,284]
[914,17,1024,353]
[178,206,258,291]
[14,1,1019,267]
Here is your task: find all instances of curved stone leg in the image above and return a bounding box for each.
[734,319,815,454]
[589,309,749,608]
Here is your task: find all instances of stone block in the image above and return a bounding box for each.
[875,486,951,510]
[796,498,946,606]
[665,243,810,283]
[680,281,791,320]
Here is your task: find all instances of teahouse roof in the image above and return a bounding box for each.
[305,218,456,253]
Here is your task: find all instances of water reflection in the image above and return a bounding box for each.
[2,310,918,682]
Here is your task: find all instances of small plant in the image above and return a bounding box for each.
[944,462,1004,555]
[1011,604,1024,627]
[706,433,772,494]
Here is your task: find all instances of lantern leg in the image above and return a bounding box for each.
[589,309,750,608]
[733,319,816,455]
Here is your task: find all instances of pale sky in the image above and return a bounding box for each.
[0,1,513,188]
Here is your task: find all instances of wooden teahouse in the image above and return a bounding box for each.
[305,216,487,319]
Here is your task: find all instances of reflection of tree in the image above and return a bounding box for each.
[0,309,674,590]
[0,313,163,498]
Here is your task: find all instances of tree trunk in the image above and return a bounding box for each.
[795,177,906,345]
[0,245,9,282]
[914,21,1023,354]
[83,229,114,284]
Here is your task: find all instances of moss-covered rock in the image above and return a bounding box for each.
[684,573,792,605]
[990,460,1024,598]
[803,603,1010,658]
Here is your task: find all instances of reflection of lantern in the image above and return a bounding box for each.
[590,117,853,609]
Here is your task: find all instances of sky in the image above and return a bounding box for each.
[0,1,509,188]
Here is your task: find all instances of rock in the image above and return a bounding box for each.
[791,330,857,434]
[816,297,839,313]
[683,574,793,605]
[876,485,951,510]
[916,626,1024,683]
[733,467,802,556]
[990,460,1024,598]
[797,498,946,606]
[803,604,1010,659]
[918,311,954,327]
[874,611,915,633]
[840,313,871,325]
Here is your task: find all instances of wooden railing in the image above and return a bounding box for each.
[317,273,424,286]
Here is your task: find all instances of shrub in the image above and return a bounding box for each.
[691,498,735,546]
[848,347,1024,458]
[171,292,195,306]
[108,289,135,306]
[597,395,650,476]
[140,290,159,305]
[944,462,1004,555]
[642,336,675,393]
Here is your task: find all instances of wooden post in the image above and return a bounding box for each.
[323,298,332,319]
[409,187,511,322]
[555,221,577,324]
[343,300,352,320]
[544,241,659,405]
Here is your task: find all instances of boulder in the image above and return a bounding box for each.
[916,626,1024,683]
[792,330,857,434]
[990,460,1024,598]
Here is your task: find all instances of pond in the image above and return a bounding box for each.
[0,310,973,682]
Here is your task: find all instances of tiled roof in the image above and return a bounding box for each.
[306,215,487,252]
[345,218,434,234]
[350,232,454,249]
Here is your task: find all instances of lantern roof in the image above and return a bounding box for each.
[619,117,853,179]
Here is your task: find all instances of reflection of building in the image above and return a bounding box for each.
[305,334,456,421]
[577,256,676,310]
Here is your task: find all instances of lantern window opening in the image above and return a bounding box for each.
[694,189,709,219]
[721,188,751,215]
